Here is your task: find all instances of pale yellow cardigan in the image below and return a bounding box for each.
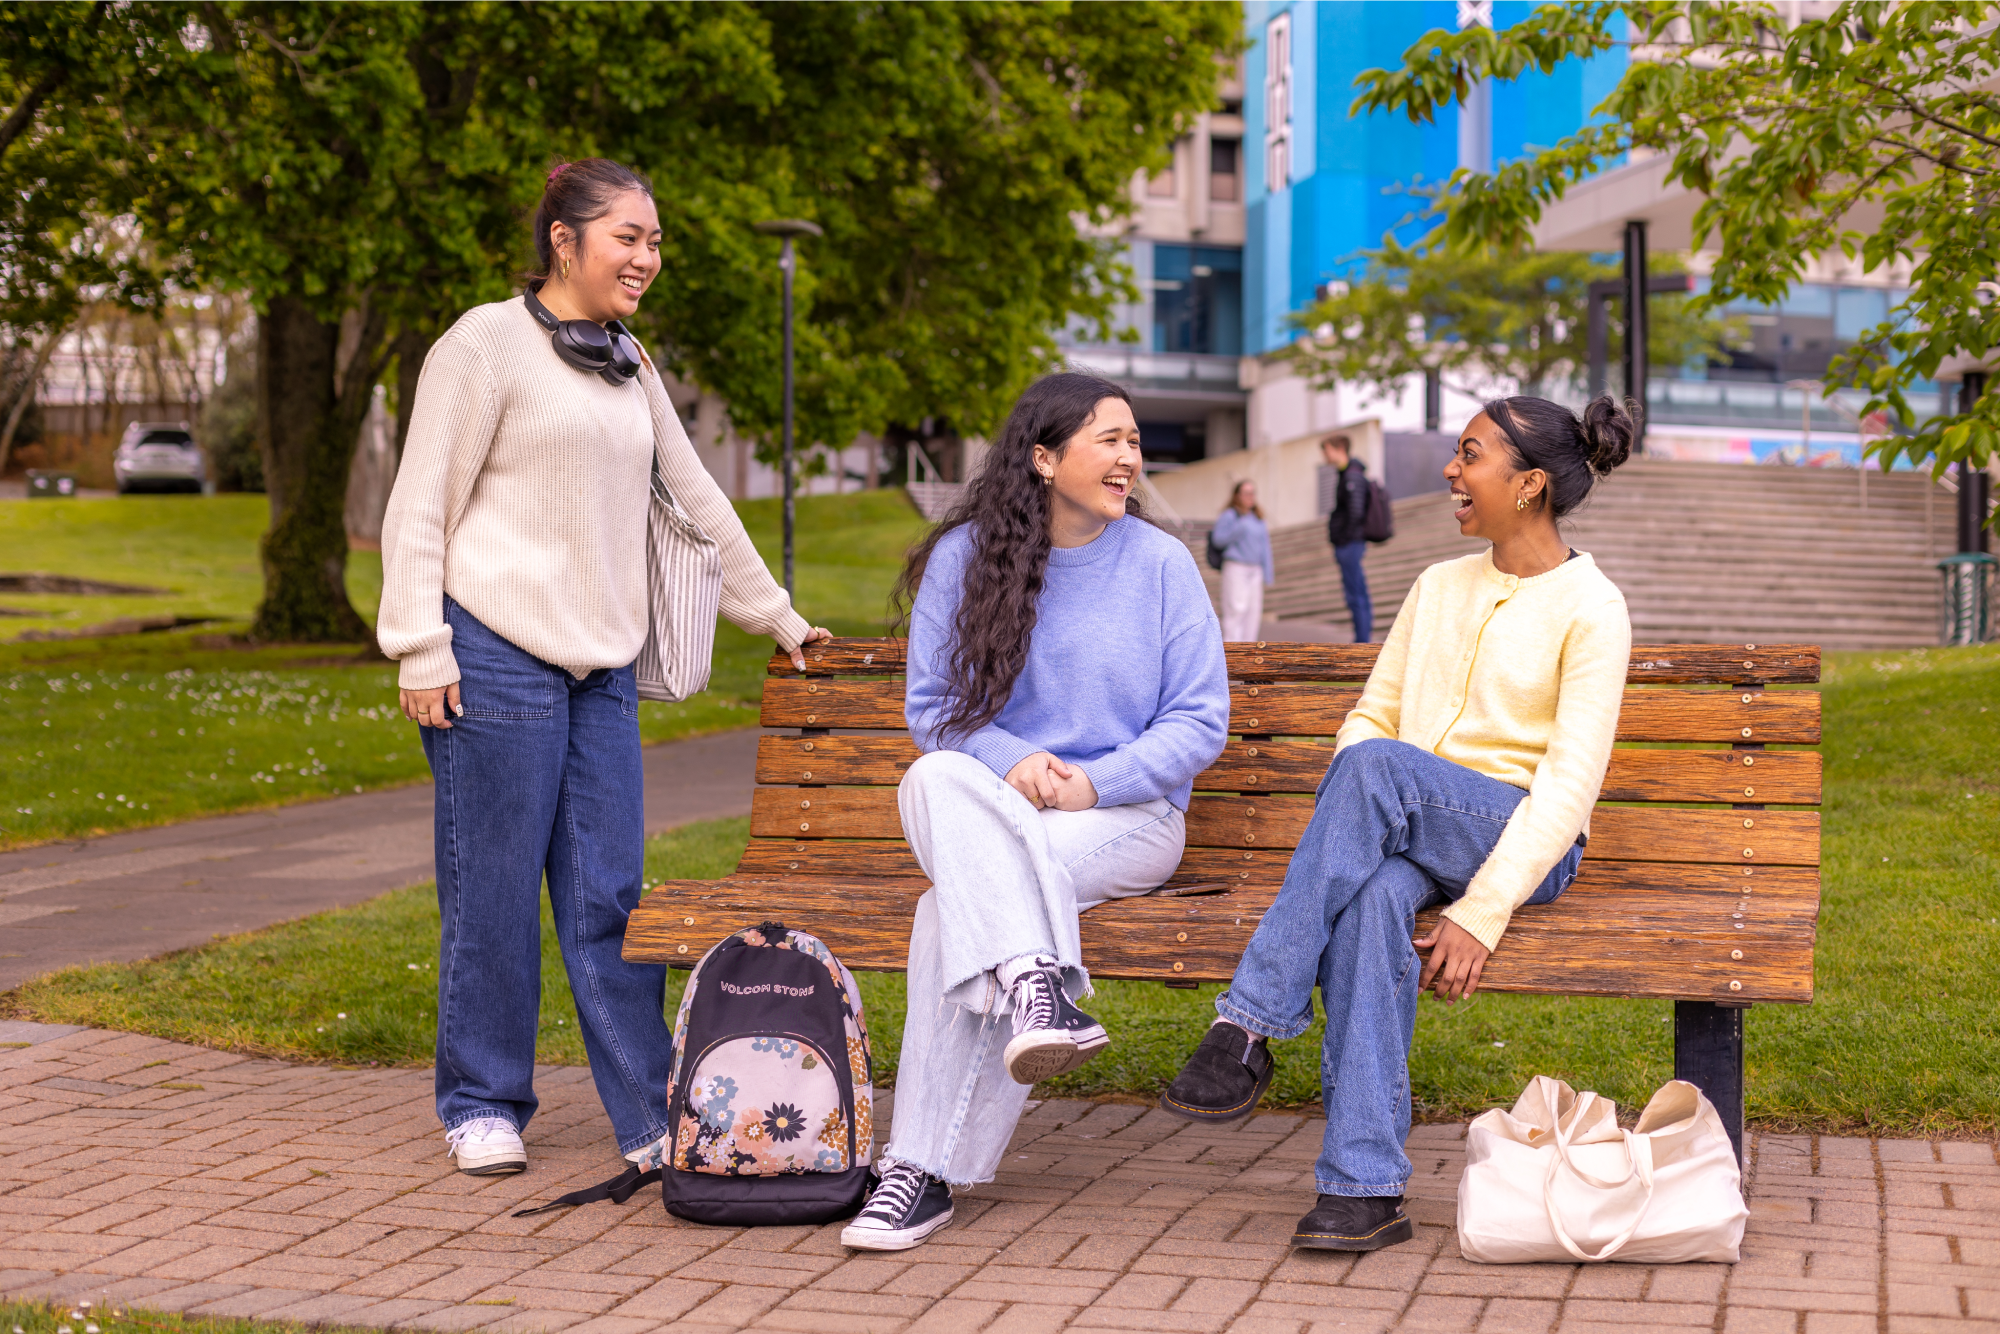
[1337,550,1631,951]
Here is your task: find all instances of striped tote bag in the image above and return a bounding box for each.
[636,454,722,702]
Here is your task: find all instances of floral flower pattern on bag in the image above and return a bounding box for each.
[673,1035,848,1176]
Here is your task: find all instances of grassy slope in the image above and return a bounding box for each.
[12,646,2000,1133]
[0,490,927,848]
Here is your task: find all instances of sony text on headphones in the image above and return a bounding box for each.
[524,282,643,385]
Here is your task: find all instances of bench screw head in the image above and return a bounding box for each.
[802,771,813,780]
[684,917,694,926]
[1731,949,1743,960]
[1246,746,1259,757]
[1742,847,1754,858]
[801,822,811,832]
[1742,818,1754,828]
[1741,727,1752,738]
[1172,961,1186,972]
[802,741,815,751]
[1744,787,1755,797]
[1176,931,1188,942]
[1728,979,1742,991]
[1741,693,1754,703]
[1743,755,1755,766]
[807,683,819,694]
[677,945,688,954]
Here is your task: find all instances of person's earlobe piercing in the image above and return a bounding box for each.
[1516,495,1530,511]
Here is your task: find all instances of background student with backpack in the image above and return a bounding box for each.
[1322,433,1391,642]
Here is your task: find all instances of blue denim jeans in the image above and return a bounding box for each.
[1333,541,1372,643]
[1216,738,1580,1197]
[421,597,672,1155]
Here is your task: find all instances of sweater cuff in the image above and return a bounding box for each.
[1439,899,1510,954]
[769,608,812,654]
[1080,750,1146,809]
[964,729,1040,786]
[394,640,461,692]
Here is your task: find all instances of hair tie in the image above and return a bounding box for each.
[547,163,570,185]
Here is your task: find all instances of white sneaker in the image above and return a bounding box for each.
[445,1116,527,1175]
[624,1133,669,1171]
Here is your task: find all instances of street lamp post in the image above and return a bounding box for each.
[753,219,824,597]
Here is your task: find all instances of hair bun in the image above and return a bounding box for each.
[1579,395,1636,476]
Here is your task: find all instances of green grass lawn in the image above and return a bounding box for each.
[0,1300,380,1334]
[12,643,2000,1135]
[0,489,928,848]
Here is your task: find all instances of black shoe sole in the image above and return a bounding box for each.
[1157,1052,1276,1124]
[840,1204,955,1251]
[1291,1213,1414,1251]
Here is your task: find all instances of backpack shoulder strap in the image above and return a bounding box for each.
[512,1164,662,1217]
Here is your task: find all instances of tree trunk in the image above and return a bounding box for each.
[0,328,62,477]
[250,295,381,642]
[391,326,433,462]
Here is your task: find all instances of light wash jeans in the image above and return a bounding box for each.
[884,750,1185,1185]
[1216,738,1581,1198]
[421,597,673,1156]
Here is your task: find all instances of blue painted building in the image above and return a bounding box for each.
[1241,0,1627,356]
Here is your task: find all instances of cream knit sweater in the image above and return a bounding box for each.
[378,297,809,689]
[1336,550,1631,951]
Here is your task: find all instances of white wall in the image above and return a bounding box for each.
[1149,417,1384,528]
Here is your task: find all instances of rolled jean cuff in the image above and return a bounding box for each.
[617,1124,672,1158]
[1215,989,1314,1042]
[1315,1179,1410,1198]
[445,1107,516,1132]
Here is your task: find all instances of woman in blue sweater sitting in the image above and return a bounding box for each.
[840,373,1230,1251]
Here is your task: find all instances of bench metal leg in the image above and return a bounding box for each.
[1674,1001,1746,1168]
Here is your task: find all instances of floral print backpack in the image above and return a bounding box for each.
[518,920,877,1227]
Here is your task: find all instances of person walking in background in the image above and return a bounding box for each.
[1322,434,1373,642]
[378,158,830,1180]
[1214,479,1274,642]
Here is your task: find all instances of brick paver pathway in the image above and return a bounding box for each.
[3,1024,1996,1333]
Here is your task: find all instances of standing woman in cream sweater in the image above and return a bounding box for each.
[1161,395,1635,1253]
[378,159,827,1177]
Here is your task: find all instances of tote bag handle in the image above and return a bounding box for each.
[1543,1101,1658,1263]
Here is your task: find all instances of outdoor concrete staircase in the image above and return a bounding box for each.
[1238,459,1958,651]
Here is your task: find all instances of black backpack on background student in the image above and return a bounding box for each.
[516,921,876,1227]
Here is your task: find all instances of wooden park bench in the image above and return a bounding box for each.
[626,638,1822,1163]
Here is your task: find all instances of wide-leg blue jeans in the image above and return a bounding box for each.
[421,597,672,1156]
[1215,738,1580,1197]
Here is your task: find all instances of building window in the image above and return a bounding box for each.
[1154,245,1243,356]
[1146,143,1178,198]
[1263,13,1292,191]
[1210,138,1239,201]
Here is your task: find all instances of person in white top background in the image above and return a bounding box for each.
[1213,479,1274,641]
[377,158,829,1178]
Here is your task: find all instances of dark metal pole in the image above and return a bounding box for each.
[780,236,796,596]
[1423,368,1442,432]
[1622,219,1649,449]
[1960,373,1989,556]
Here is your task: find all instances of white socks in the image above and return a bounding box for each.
[997,952,1060,993]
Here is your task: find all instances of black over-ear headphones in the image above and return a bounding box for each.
[524,282,642,385]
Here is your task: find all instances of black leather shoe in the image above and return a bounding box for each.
[1291,1194,1414,1250]
[1159,1021,1275,1122]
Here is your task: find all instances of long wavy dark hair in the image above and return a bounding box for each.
[891,372,1147,744]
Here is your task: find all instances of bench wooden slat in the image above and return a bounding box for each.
[761,679,1821,744]
[768,640,1822,686]
[732,837,1301,885]
[748,786,1819,865]
[755,736,1823,805]
[624,862,1817,1002]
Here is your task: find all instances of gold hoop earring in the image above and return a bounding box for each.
[560,257,571,281]
[1516,495,1529,511]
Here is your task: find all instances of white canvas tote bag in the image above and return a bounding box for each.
[1457,1076,1747,1265]
[632,358,722,704]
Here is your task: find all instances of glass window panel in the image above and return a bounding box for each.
[1834,287,1888,341]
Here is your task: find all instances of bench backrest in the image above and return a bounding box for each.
[632,638,1821,1005]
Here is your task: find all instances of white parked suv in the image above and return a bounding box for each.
[114,421,206,494]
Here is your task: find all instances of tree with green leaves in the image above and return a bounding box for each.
[1349,0,1998,468]
[1283,235,1732,405]
[4,1,1236,642]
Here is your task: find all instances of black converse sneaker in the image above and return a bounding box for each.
[840,1162,954,1251]
[1002,964,1109,1084]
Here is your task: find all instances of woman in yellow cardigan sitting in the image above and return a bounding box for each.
[1160,394,1636,1253]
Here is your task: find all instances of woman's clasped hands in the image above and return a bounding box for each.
[1005,751,1097,811]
